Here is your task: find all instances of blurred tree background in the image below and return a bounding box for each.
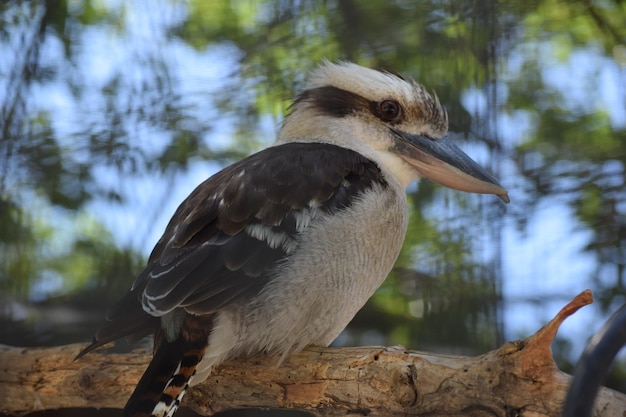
[1,0,625,400]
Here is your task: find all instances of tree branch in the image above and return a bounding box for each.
[1,290,624,416]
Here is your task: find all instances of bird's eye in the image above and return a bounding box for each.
[377,100,402,122]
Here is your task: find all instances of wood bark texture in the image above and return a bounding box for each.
[1,290,624,416]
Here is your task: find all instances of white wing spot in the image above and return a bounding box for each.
[245,223,297,254]
[293,206,321,232]
[308,199,322,208]
[293,210,311,232]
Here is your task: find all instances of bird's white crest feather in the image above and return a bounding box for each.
[308,60,418,102]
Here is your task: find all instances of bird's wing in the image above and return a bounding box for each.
[78,142,386,355]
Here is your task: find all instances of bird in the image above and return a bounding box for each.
[77,61,509,417]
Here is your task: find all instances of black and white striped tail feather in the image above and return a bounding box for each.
[124,332,208,417]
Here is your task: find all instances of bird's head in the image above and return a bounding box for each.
[278,61,509,203]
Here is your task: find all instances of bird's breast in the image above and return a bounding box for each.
[231,182,409,359]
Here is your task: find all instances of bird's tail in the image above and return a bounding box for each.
[124,316,211,417]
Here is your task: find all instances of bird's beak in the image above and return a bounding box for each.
[391,129,509,203]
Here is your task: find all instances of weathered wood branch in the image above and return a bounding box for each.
[1,290,624,416]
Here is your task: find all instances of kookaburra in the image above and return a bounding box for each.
[78,61,509,417]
